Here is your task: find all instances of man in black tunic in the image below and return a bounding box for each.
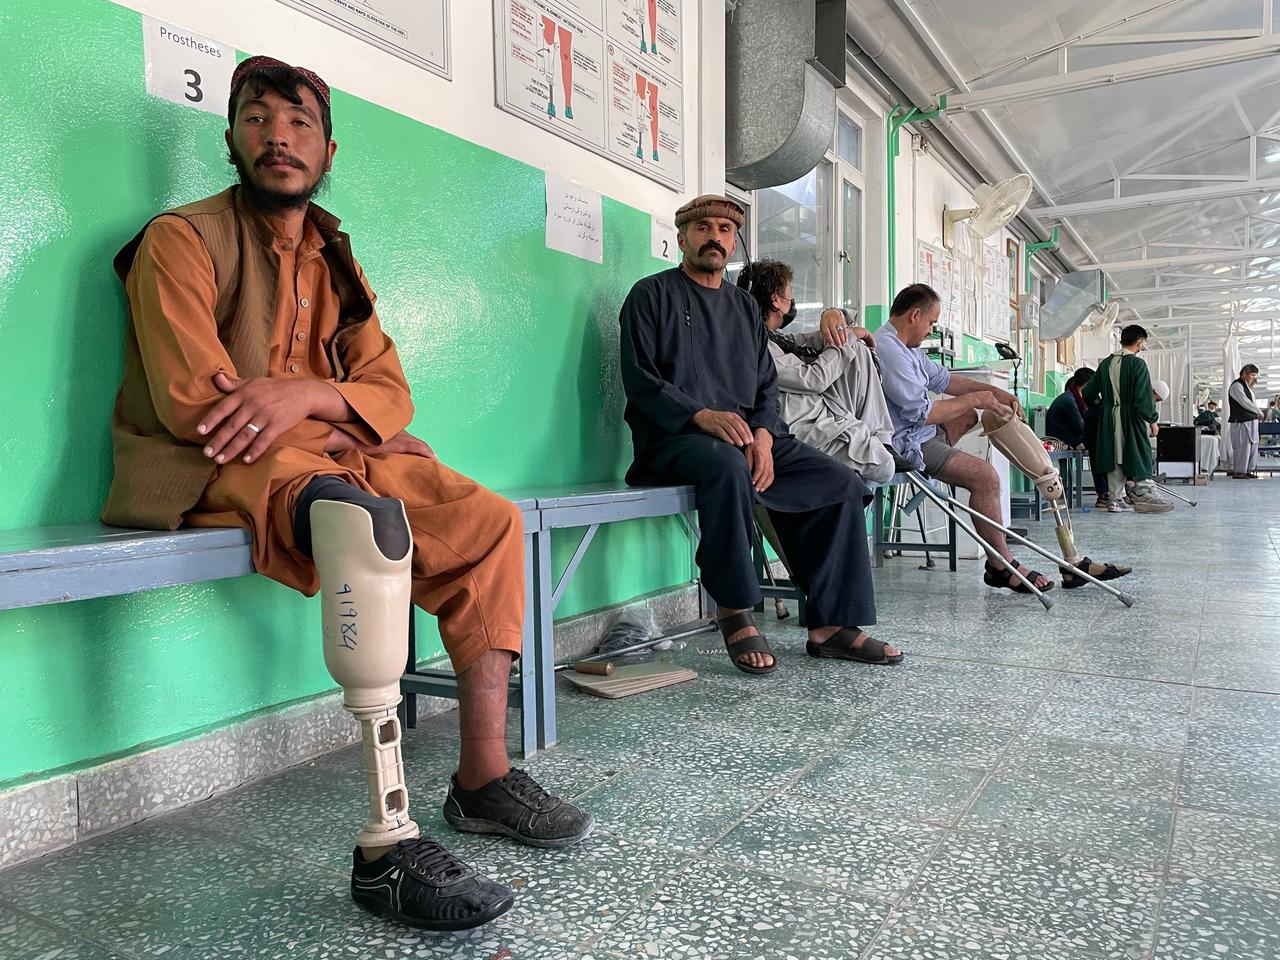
[618,195,901,672]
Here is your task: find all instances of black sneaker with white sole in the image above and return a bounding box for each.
[350,836,513,930]
[444,768,595,848]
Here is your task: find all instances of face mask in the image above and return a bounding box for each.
[779,298,798,327]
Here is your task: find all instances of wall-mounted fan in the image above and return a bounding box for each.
[943,173,1033,249]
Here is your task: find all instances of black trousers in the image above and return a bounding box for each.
[636,434,876,627]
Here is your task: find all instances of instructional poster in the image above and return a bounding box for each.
[605,0,682,81]
[495,0,685,189]
[273,0,450,78]
[496,0,607,149]
[605,45,683,186]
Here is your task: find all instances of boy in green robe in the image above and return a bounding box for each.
[1081,324,1173,514]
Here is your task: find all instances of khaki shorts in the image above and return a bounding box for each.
[920,433,959,476]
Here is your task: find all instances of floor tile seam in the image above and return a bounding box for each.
[1185,679,1280,698]
[862,897,1158,960]
[1162,863,1280,898]
[1147,669,1201,960]
[691,843,904,906]
[856,672,1069,960]
[943,668,1068,832]
[1173,800,1280,826]
[0,899,143,960]
[942,822,1171,874]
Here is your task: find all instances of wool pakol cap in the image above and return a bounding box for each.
[675,194,745,229]
[231,55,331,110]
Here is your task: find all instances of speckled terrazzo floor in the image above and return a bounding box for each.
[3,476,1280,959]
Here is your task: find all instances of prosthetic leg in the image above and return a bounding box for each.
[311,499,420,849]
[977,410,1135,604]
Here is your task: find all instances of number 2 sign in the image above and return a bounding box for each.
[142,16,236,116]
[651,214,676,263]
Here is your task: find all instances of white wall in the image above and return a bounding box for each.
[111,0,724,221]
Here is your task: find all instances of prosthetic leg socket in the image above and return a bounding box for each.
[311,499,420,849]
[980,411,1081,563]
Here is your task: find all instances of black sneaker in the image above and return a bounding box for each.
[443,768,595,848]
[350,836,513,931]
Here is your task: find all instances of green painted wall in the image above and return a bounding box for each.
[0,0,694,786]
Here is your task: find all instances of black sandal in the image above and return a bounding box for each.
[1061,556,1132,589]
[715,611,777,675]
[806,627,903,666]
[983,562,1054,594]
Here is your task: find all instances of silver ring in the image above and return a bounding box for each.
[246,423,262,434]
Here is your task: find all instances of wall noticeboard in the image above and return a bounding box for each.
[494,0,685,190]
[273,0,450,78]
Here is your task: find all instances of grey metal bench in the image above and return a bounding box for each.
[0,496,549,758]
[524,483,712,751]
[0,525,255,611]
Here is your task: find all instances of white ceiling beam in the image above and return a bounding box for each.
[946,36,1280,113]
[1076,30,1262,46]
[1087,246,1280,271]
[1121,173,1252,182]
[1114,278,1280,297]
[1027,178,1280,218]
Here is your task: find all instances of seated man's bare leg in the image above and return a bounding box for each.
[932,449,1052,590]
[401,479,593,848]
[455,650,516,790]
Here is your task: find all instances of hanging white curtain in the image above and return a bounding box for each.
[1142,348,1192,423]
[1222,333,1241,465]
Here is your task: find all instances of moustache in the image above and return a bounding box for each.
[256,153,307,171]
[699,241,726,257]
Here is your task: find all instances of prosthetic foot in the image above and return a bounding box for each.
[980,411,1133,592]
[311,498,420,849]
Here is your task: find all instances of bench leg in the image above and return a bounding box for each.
[399,605,418,730]
[534,529,558,754]
[871,488,885,569]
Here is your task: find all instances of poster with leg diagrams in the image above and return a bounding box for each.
[495,0,685,189]
[604,44,683,187]
[604,0,682,81]
[495,0,607,150]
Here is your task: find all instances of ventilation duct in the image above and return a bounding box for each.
[725,1,842,190]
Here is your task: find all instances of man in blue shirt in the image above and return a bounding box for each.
[876,284,1054,593]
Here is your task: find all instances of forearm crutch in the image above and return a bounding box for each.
[904,473,1054,610]
[909,472,1137,607]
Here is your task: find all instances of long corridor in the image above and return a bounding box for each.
[2,478,1278,959]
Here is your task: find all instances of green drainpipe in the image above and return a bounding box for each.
[1020,226,1060,410]
[886,96,946,301]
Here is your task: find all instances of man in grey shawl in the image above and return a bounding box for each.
[746,259,895,486]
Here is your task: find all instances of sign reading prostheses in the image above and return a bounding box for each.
[142,17,236,116]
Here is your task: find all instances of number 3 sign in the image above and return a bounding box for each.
[143,16,236,116]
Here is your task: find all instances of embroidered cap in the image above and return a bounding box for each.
[674,194,745,229]
[230,55,331,110]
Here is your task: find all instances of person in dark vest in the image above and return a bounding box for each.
[104,55,590,931]
[1046,367,1110,508]
[1228,363,1265,478]
[618,194,902,673]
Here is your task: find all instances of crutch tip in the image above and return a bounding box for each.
[1040,594,1055,610]
[1119,593,1137,607]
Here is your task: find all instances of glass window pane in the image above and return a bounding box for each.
[724,203,752,288]
[756,163,832,329]
[836,113,862,170]
[841,180,861,315]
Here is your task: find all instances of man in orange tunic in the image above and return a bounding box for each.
[103,56,591,930]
